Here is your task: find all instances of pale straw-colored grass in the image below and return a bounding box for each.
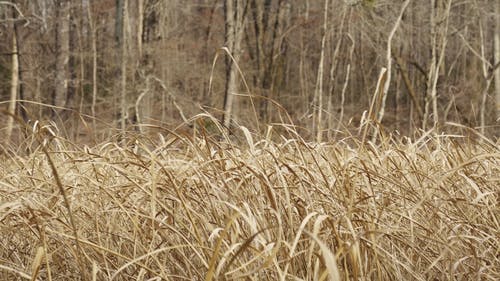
[0,120,498,280]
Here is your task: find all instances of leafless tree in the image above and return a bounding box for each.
[495,0,500,121]
[4,2,20,143]
[222,0,248,128]
[53,0,70,112]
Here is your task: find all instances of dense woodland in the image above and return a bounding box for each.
[1,0,499,143]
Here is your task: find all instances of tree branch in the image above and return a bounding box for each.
[0,1,29,25]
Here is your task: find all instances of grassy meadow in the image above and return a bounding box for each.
[0,119,499,280]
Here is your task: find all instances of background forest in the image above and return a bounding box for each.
[1,0,499,142]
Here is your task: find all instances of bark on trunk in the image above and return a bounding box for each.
[495,0,500,122]
[137,0,144,59]
[86,0,98,131]
[424,0,452,129]
[375,0,411,127]
[54,0,70,112]
[313,0,329,142]
[6,19,19,143]
[118,0,129,132]
[223,0,247,129]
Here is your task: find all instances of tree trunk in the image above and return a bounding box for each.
[66,6,77,114]
[327,7,348,139]
[86,0,98,132]
[6,15,19,143]
[335,35,354,139]
[424,0,452,129]
[137,0,144,59]
[135,0,148,134]
[423,0,437,130]
[394,54,423,119]
[250,0,287,122]
[223,0,247,129]
[117,0,129,133]
[54,0,70,113]
[480,78,493,135]
[115,0,124,44]
[495,0,500,122]
[478,5,498,136]
[375,0,411,129]
[313,0,329,143]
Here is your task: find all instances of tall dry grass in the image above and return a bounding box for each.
[0,118,498,280]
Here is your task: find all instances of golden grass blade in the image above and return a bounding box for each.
[205,212,241,281]
[30,246,45,281]
[306,231,341,281]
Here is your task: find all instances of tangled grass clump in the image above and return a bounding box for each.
[0,123,498,280]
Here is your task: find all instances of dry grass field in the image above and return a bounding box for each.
[0,120,499,280]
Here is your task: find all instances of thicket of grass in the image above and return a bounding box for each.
[0,119,498,280]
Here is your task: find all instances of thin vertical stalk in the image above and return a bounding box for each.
[313,0,329,142]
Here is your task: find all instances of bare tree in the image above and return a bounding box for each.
[85,0,98,132]
[334,34,354,139]
[375,0,411,128]
[5,3,20,143]
[423,0,452,129]
[248,0,290,121]
[137,0,144,59]
[223,0,248,128]
[495,0,500,122]
[116,0,129,133]
[476,3,499,135]
[53,0,70,113]
[312,0,329,142]
[328,6,348,140]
